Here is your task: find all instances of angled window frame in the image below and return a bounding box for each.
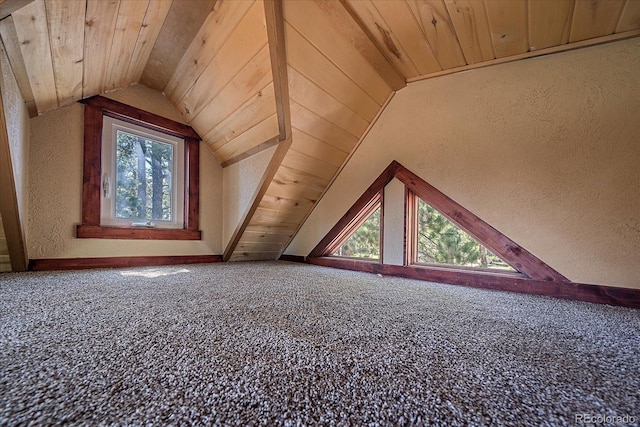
[406,189,521,277]
[77,96,201,240]
[326,192,383,262]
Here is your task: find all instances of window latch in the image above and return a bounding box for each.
[102,174,110,198]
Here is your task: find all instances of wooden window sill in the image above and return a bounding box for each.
[77,225,201,240]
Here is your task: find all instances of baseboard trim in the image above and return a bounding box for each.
[28,255,223,271]
[306,257,640,309]
[279,254,306,263]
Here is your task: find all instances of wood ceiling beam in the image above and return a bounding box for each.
[0,0,33,20]
[223,0,292,261]
[0,78,27,271]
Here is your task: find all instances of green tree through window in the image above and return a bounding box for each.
[332,206,380,259]
[115,130,173,221]
[416,198,514,270]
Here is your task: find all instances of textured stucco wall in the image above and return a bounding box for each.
[104,84,187,124]
[0,42,30,239]
[222,146,276,248]
[382,179,404,266]
[287,38,640,289]
[28,87,223,259]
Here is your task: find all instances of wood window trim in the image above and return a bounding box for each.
[77,96,201,240]
[324,192,383,262]
[310,160,568,282]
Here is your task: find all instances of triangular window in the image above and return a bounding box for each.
[325,193,382,260]
[414,198,515,271]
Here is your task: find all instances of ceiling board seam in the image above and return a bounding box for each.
[169,0,257,106]
[287,64,371,131]
[189,41,269,133]
[405,29,640,83]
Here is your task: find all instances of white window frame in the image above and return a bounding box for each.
[100,116,185,229]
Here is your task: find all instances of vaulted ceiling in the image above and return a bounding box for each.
[2,0,640,261]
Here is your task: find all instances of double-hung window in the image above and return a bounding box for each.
[77,96,201,240]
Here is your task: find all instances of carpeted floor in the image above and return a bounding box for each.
[0,261,638,426]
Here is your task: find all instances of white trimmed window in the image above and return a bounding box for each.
[100,116,185,229]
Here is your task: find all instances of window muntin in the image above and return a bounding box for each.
[414,197,515,271]
[101,116,184,229]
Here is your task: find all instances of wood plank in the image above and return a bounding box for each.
[309,0,405,90]
[484,0,528,58]
[104,0,150,92]
[285,23,380,120]
[267,165,329,200]
[407,28,640,82]
[290,100,358,153]
[344,0,421,77]
[259,194,315,217]
[0,77,27,271]
[570,0,626,42]
[528,0,574,50]
[282,148,339,182]
[291,127,349,168]
[617,0,640,32]
[365,0,442,74]
[45,0,86,107]
[0,16,37,117]
[307,257,640,308]
[173,4,267,125]
[229,251,282,262]
[406,0,466,69]
[250,206,308,225]
[224,136,293,261]
[284,0,392,105]
[444,0,495,63]
[83,0,120,98]
[241,230,295,244]
[211,114,279,164]
[140,0,216,91]
[206,81,277,152]
[12,0,57,113]
[245,223,298,236]
[288,67,369,139]
[125,0,173,84]
[264,0,291,142]
[77,225,201,240]
[165,0,258,104]
[29,255,222,271]
[188,43,272,135]
[0,0,34,20]
[235,240,288,253]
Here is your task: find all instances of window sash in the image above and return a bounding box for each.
[100,116,185,229]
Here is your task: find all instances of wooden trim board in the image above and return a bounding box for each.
[305,256,640,309]
[29,255,223,271]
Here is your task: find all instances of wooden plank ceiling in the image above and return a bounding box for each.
[2,0,639,262]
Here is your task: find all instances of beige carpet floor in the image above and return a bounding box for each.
[1,261,638,426]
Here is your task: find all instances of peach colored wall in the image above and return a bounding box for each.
[287,38,640,289]
[28,85,223,259]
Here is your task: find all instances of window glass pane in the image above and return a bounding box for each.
[417,198,514,271]
[332,206,381,259]
[115,130,174,221]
